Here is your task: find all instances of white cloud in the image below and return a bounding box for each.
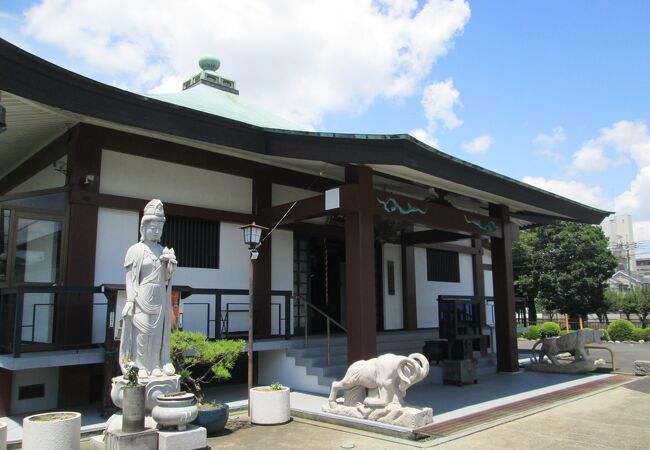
[409,128,439,148]
[21,0,471,128]
[571,120,650,172]
[522,176,611,210]
[615,166,650,218]
[534,126,566,147]
[633,221,650,244]
[420,78,463,132]
[462,134,493,154]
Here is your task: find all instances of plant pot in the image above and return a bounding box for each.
[192,403,229,436]
[152,391,198,431]
[122,385,146,433]
[250,386,291,425]
[22,411,81,450]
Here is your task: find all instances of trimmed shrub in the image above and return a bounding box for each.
[632,327,646,342]
[540,322,561,338]
[524,325,541,340]
[601,329,610,341]
[559,330,568,336]
[607,319,635,341]
[643,328,650,342]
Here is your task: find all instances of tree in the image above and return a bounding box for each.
[627,285,650,328]
[170,330,245,403]
[513,222,617,320]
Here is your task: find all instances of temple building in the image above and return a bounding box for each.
[0,39,609,416]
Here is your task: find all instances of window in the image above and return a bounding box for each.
[162,215,220,269]
[426,249,460,283]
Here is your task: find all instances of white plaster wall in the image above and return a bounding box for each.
[100,150,251,212]
[10,367,59,415]
[7,157,67,195]
[271,230,293,335]
[414,247,474,328]
[92,208,139,343]
[382,243,403,330]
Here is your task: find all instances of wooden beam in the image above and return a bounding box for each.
[253,173,272,337]
[80,124,339,193]
[427,242,480,255]
[489,204,519,372]
[345,166,377,363]
[404,229,468,245]
[69,190,252,224]
[374,191,502,238]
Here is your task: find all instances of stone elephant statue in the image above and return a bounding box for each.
[328,353,430,407]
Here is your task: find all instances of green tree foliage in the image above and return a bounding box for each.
[170,330,245,403]
[513,222,617,319]
[627,285,650,328]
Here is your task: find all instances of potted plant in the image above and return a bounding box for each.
[22,411,81,450]
[121,358,146,433]
[170,330,245,436]
[250,382,291,425]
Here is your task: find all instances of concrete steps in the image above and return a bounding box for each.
[261,330,498,394]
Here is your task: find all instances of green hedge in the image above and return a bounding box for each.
[524,325,541,340]
[607,319,635,341]
[632,327,646,342]
[540,322,561,337]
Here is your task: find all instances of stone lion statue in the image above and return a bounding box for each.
[531,329,602,365]
[328,353,430,407]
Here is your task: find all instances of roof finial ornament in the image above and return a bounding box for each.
[199,55,220,72]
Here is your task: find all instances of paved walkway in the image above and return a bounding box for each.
[161,375,648,450]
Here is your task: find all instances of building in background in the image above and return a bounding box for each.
[602,214,637,275]
[636,258,650,282]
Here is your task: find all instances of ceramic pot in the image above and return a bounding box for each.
[152,392,198,431]
[122,385,146,433]
[250,386,291,425]
[22,411,81,450]
[192,403,229,436]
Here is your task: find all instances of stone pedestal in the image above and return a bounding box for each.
[322,400,433,428]
[111,375,180,411]
[103,428,158,450]
[634,360,650,376]
[442,359,477,385]
[158,424,207,450]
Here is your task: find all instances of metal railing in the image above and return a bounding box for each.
[294,295,347,365]
[175,287,292,340]
[0,285,107,357]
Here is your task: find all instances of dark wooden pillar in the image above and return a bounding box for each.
[58,126,101,345]
[344,165,377,364]
[401,227,418,330]
[0,367,11,416]
[489,204,519,372]
[252,173,272,337]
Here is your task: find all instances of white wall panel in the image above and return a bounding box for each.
[414,247,474,328]
[10,367,59,415]
[100,150,251,212]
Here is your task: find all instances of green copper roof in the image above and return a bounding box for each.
[146,83,308,132]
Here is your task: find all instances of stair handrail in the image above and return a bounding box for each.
[293,295,347,365]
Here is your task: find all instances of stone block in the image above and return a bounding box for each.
[634,360,650,376]
[104,428,158,450]
[158,424,206,450]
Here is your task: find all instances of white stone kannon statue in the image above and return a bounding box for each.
[119,199,177,378]
[323,353,433,428]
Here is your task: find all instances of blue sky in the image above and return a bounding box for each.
[2,1,650,241]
